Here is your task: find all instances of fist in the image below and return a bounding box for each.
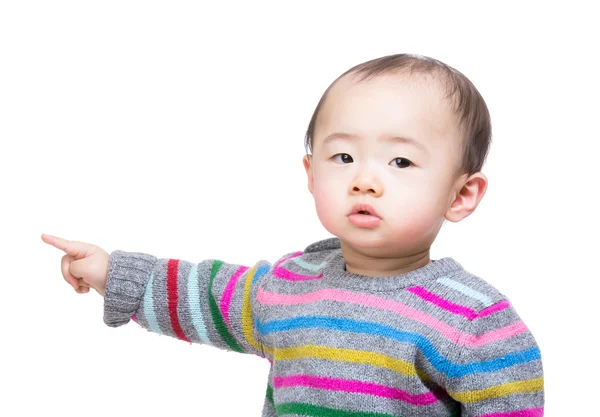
[41,234,110,296]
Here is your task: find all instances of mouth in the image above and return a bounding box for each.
[348,203,382,228]
[349,203,381,219]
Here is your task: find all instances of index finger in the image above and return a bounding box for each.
[42,234,94,260]
[41,233,69,251]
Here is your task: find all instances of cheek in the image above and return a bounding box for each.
[313,184,336,215]
[388,190,445,240]
[312,180,343,227]
[397,209,437,240]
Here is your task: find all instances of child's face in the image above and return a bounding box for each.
[304,73,467,255]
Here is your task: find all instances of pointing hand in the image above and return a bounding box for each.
[41,234,110,296]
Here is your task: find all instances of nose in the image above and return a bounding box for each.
[350,170,383,197]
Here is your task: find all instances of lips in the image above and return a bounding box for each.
[349,203,381,219]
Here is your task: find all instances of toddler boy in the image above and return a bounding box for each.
[43,53,544,416]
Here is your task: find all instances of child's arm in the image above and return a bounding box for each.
[440,301,544,416]
[104,249,272,358]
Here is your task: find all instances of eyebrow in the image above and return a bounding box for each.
[322,132,428,153]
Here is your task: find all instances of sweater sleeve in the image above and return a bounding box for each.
[103,249,272,358]
[441,300,544,416]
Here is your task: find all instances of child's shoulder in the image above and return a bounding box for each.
[274,237,341,263]
[304,237,341,253]
[429,260,509,315]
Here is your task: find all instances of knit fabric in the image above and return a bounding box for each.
[104,237,544,416]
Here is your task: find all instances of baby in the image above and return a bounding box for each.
[42,53,544,416]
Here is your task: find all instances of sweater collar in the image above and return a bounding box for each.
[321,247,464,291]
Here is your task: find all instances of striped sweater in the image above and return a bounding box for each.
[104,237,544,416]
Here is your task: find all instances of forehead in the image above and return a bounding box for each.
[315,72,460,149]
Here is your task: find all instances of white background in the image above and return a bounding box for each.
[1,1,598,416]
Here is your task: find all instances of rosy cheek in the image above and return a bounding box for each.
[313,186,333,214]
[393,205,438,240]
[312,184,340,228]
[399,220,427,241]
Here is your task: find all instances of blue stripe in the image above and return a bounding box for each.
[255,316,540,378]
[143,270,163,335]
[252,265,270,285]
[292,257,328,272]
[187,264,213,346]
[437,277,493,307]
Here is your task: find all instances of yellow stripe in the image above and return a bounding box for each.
[241,265,273,357]
[275,344,430,381]
[449,377,544,403]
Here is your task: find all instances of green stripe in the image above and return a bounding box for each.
[208,260,244,353]
[266,384,274,405]
[276,402,405,417]
[265,385,458,417]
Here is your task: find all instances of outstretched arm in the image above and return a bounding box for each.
[104,249,272,358]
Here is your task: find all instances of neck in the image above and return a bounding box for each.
[340,241,432,277]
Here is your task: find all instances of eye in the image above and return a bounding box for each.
[390,157,412,169]
[332,153,354,164]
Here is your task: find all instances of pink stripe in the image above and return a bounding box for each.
[220,265,249,326]
[478,300,510,318]
[274,374,442,405]
[273,251,322,281]
[407,286,477,320]
[476,408,544,417]
[466,321,528,346]
[257,287,526,347]
[275,252,303,266]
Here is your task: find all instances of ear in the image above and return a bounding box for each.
[445,172,488,222]
[303,154,314,195]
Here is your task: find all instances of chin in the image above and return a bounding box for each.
[349,234,387,247]
[336,226,388,247]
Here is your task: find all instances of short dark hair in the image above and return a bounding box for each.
[304,54,492,177]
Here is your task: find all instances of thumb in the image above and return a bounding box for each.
[68,248,109,295]
[61,254,90,290]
